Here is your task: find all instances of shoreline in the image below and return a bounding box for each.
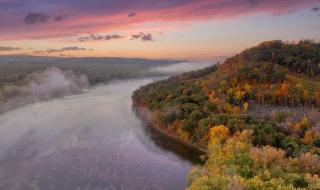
[132,104,208,156]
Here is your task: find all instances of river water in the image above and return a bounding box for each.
[0,78,196,190]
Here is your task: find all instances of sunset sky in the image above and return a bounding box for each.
[0,0,319,60]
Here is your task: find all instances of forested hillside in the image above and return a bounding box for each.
[133,40,320,189]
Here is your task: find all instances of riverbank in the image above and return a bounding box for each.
[132,102,208,156]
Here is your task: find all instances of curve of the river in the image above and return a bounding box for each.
[0,78,193,190]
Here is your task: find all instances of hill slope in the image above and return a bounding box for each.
[133,40,320,189]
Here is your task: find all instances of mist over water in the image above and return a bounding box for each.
[148,61,216,75]
[0,67,89,114]
[0,78,192,190]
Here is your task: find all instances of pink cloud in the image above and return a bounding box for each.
[0,0,318,40]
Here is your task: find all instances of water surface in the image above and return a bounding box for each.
[0,78,193,190]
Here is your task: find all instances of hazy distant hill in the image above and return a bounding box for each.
[0,55,180,65]
[0,55,182,85]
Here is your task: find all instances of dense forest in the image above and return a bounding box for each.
[133,40,320,189]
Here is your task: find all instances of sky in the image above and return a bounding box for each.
[0,0,319,60]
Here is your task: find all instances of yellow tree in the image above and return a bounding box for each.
[210,125,230,142]
[243,102,249,112]
[280,83,289,106]
[234,89,245,103]
[302,129,314,145]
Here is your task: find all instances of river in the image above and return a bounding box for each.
[0,78,196,190]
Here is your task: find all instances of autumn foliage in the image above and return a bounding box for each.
[133,40,320,189]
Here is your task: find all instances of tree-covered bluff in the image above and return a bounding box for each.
[133,40,320,189]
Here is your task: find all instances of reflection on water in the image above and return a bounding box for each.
[139,120,204,164]
[0,79,194,190]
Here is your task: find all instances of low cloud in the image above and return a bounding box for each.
[24,13,50,25]
[79,34,123,42]
[310,7,319,12]
[60,47,86,51]
[248,0,259,6]
[141,34,153,41]
[54,14,67,21]
[131,33,153,42]
[128,12,136,17]
[272,9,297,17]
[78,33,154,42]
[24,12,67,25]
[0,47,21,51]
[105,34,122,40]
[34,46,87,54]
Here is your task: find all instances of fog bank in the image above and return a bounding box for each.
[0,67,88,113]
[148,61,216,75]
